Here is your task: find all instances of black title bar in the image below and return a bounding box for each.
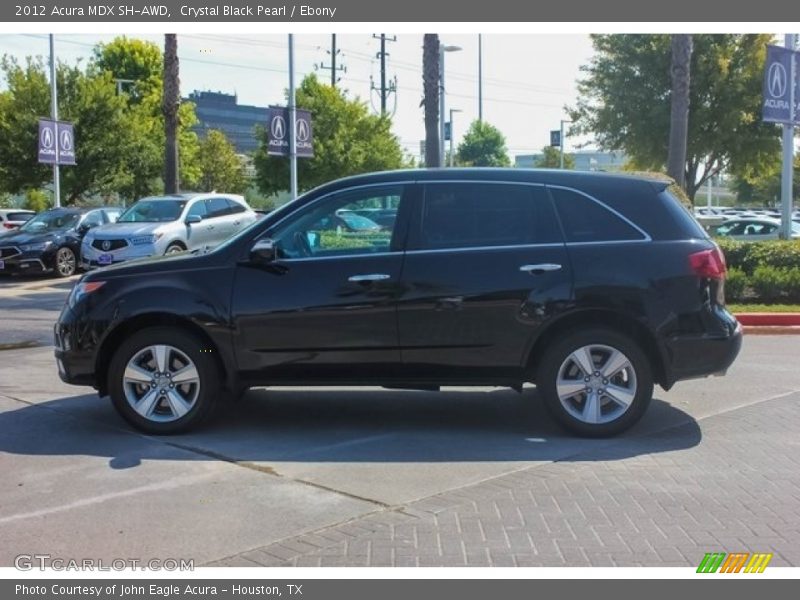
[3,0,800,22]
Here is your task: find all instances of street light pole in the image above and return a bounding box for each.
[49,34,60,208]
[780,33,797,240]
[478,34,483,122]
[559,119,571,169]
[439,44,462,167]
[449,108,462,167]
[288,34,298,200]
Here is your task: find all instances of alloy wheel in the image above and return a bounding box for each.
[56,247,76,277]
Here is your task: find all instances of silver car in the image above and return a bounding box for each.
[81,193,257,269]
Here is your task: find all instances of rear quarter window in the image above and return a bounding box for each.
[549,187,645,243]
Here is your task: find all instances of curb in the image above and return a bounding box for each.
[735,313,800,327]
[743,325,800,335]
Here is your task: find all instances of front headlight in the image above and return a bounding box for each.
[20,241,53,252]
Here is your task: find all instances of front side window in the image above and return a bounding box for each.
[418,183,561,250]
[550,187,646,243]
[186,200,209,220]
[270,186,403,259]
[80,211,105,228]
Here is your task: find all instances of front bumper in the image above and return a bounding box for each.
[54,309,97,388]
[81,242,160,269]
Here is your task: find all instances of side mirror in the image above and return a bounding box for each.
[250,238,277,263]
[185,215,202,225]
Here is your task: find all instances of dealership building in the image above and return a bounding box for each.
[186,90,268,153]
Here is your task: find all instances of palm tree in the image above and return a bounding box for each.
[667,34,692,191]
[162,33,180,193]
[422,34,440,168]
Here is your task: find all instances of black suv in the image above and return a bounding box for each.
[54,169,741,436]
[0,207,122,277]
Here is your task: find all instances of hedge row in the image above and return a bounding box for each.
[717,239,800,274]
[725,266,800,303]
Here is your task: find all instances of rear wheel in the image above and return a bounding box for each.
[537,328,653,437]
[108,327,220,434]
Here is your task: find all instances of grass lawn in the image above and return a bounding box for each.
[727,303,800,313]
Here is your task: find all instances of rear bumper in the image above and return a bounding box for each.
[664,320,743,385]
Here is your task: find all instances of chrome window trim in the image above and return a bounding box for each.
[279,250,400,263]
[547,184,652,242]
[405,242,566,256]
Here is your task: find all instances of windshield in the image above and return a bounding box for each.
[20,211,80,232]
[118,199,187,223]
[340,213,381,230]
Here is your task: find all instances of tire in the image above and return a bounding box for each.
[536,328,653,437]
[107,326,221,434]
[53,246,77,278]
[165,243,185,255]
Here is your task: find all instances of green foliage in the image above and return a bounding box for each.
[750,266,790,303]
[0,193,13,209]
[534,146,575,169]
[718,239,800,274]
[724,267,747,302]
[198,130,247,193]
[91,36,162,103]
[23,188,50,212]
[254,75,405,195]
[0,37,201,205]
[569,35,780,200]
[455,120,510,167]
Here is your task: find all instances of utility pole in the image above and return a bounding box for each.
[559,119,571,169]
[780,33,797,240]
[49,34,60,208]
[371,34,396,115]
[288,34,297,200]
[315,34,346,87]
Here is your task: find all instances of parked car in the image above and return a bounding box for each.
[0,209,36,232]
[80,193,257,269]
[712,217,800,241]
[0,207,121,277]
[55,169,742,437]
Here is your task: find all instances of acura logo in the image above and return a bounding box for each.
[40,126,54,149]
[60,129,73,151]
[270,115,286,140]
[101,240,111,251]
[768,61,788,98]
[296,118,310,142]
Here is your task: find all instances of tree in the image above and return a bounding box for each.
[569,35,779,201]
[666,35,693,188]
[455,120,511,167]
[91,36,162,103]
[198,130,247,193]
[254,75,405,195]
[23,189,50,212]
[0,56,132,203]
[422,34,440,168]
[534,146,575,169]
[162,34,180,194]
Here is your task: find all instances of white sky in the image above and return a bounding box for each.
[0,33,596,160]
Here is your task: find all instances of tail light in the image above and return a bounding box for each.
[3,223,15,229]
[689,246,727,280]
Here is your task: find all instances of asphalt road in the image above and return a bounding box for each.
[1,275,798,567]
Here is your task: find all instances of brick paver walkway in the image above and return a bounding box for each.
[207,392,800,567]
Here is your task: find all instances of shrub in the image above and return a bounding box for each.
[23,189,51,212]
[750,266,789,303]
[717,239,800,274]
[724,268,748,303]
[784,268,800,303]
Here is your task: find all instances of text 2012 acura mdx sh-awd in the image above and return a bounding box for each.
[54,169,742,436]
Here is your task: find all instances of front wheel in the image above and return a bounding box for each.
[165,243,185,255]
[537,328,653,437]
[107,327,221,434]
[54,246,77,278]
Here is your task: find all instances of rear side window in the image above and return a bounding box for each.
[226,199,247,214]
[7,212,33,221]
[207,198,231,218]
[550,187,645,242]
[419,183,561,250]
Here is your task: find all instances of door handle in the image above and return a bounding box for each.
[348,273,391,282]
[520,263,562,274]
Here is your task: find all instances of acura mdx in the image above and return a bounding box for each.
[54,169,742,436]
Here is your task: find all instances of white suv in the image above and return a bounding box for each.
[81,193,257,269]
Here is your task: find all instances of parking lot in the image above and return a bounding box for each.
[1,275,799,567]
